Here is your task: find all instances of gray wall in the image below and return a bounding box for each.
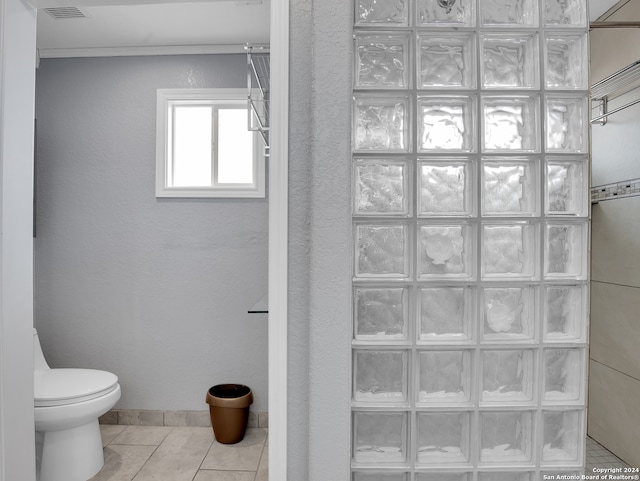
[588,0,640,467]
[287,0,353,477]
[34,54,268,412]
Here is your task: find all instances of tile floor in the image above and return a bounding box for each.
[585,436,633,474]
[90,425,267,481]
[90,426,630,481]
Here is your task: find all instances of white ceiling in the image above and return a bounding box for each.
[36,0,270,57]
[36,0,623,59]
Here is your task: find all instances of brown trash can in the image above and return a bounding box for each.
[205,384,253,444]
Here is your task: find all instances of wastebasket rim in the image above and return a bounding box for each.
[206,384,253,408]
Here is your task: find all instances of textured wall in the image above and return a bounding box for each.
[308,0,353,478]
[287,0,353,476]
[34,54,268,412]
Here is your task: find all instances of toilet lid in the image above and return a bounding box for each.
[35,368,119,407]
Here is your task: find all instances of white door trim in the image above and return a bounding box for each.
[268,0,289,479]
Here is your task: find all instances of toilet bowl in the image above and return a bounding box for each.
[33,329,121,481]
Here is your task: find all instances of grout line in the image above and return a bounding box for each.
[253,432,268,481]
[130,442,164,481]
[194,430,216,478]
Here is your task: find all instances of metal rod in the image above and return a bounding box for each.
[590,21,640,28]
[591,60,640,100]
[250,100,268,132]
[590,97,640,123]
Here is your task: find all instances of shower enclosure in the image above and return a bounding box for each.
[351,0,589,478]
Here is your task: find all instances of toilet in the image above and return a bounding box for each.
[33,329,121,481]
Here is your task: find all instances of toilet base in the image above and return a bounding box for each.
[36,420,104,481]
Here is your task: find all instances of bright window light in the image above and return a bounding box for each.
[156,88,265,198]
[171,105,212,187]
[218,108,254,184]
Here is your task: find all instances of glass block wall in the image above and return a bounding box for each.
[351,0,589,479]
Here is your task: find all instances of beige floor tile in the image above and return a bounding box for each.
[193,471,256,481]
[201,428,267,471]
[100,425,127,447]
[89,445,156,481]
[132,427,214,481]
[255,446,268,481]
[111,426,172,446]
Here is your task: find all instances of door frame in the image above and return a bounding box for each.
[0,1,289,479]
[268,0,289,479]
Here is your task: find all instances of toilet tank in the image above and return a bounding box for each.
[33,328,51,371]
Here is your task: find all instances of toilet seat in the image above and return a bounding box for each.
[35,369,119,407]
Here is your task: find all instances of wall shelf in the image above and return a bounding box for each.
[246,45,270,153]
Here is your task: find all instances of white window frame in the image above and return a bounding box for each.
[155,88,265,198]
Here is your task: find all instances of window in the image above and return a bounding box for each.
[156,88,265,198]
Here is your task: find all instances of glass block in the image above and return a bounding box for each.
[481,287,536,342]
[479,411,533,464]
[543,285,586,342]
[418,33,476,89]
[416,0,475,26]
[355,224,409,278]
[417,474,470,481]
[543,348,583,404]
[480,0,538,26]
[419,287,474,341]
[481,349,535,403]
[355,287,408,341]
[354,350,407,402]
[417,412,471,465]
[354,159,409,216]
[544,0,587,27]
[353,411,408,464]
[545,96,587,153]
[355,34,410,89]
[356,0,408,26]
[478,473,533,481]
[418,96,476,152]
[482,96,539,153]
[418,223,474,279]
[545,158,588,216]
[419,159,475,217]
[544,223,587,279]
[481,34,539,89]
[482,158,538,217]
[418,350,472,403]
[482,223,538,279]
[354,95,410,152]
[542,411,583,464]
[354,473,409,481]
[544,34,588,90]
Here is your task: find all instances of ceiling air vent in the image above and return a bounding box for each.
[43,7,88,19]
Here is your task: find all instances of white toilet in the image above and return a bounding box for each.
[33,328,121,481]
